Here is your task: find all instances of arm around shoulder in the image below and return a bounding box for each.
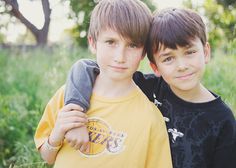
[64,59,100,111]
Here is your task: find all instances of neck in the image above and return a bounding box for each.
[170,83,215,103]
[93,74,136,98]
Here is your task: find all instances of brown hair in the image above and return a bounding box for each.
[88,0,152,54]
[147,8,207,63]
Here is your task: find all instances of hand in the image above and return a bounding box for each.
[49,104,87,147]
[65,126,90,152]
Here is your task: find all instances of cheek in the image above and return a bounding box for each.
[158,64,174,78]
[127,50,143,64]
[192,57,206,69]
[129,56,142,68]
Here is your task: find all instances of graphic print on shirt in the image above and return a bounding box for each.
[153,93,162,106]
[80,117,127,157]
[153,94,184,143]
[168,128,184,143]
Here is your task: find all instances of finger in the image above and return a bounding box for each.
[63,103,84,112]
[63,116,88,124]
[62,123,85,133]
[68,140,76,148]
[60,111,87,118]
[80,141,89,152]
[74,142,83,150]
[85,143,90,154]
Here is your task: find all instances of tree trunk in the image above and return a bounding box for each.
[2,0,51,46]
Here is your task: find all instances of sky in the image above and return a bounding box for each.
[154,0,183,9]
[3,0,185,43]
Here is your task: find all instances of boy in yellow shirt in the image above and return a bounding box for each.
[34,0,172,167]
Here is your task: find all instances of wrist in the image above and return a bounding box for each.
[45,137,63,152]
[48,134,63,147]
[49,128,64,146]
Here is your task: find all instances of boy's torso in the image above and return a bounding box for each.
[133,71,236,168]
[55,87,167,168]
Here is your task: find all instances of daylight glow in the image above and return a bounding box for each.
[4,0,187,43]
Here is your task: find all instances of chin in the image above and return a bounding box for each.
[175,83,200,92]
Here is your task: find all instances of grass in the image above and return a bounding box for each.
[203,52,236,112]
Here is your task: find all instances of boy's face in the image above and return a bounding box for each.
[89,28,144,81]
[151,38,210,93]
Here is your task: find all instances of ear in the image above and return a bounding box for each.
[150,62,161,77]
[204,42,211,64]
[88,36,96,54]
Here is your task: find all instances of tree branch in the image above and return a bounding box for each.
[3,0,39,35]
[2,0,52,45]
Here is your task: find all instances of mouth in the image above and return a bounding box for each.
[109,65,128,71]
[176,72,194,80]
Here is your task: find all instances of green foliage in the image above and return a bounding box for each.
[184,0,236,53]
[216,0,236,7]
[0,46,92,167]
[0,33,5,43]
[203,52,236,112]
[69,0,156,48]
[69,0,96,47]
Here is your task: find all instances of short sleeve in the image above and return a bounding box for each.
[146,104,173,168]
[34,86,65,149]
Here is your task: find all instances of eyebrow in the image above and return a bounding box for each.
[102,36,117,40]
[184,43,195,49]
[159,51,172,57]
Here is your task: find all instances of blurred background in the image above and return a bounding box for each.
[0,0,235,167]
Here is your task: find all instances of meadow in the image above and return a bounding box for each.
[0,46,235,167]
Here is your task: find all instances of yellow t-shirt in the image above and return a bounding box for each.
[34,86,172,168]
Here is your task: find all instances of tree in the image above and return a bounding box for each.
[69,0,156,48]
[1,0,51,46]
[216,0,236,7]
[183,0,236,53]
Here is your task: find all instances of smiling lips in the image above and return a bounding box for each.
[176,72,194,80]
[109,65,128,71]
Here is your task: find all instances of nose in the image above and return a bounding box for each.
[177,57,188,71]
[114,46,126,63]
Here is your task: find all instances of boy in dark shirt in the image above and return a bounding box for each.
[64,8,236,168]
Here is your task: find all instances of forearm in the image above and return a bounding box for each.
[64,59,99,111]
[39,136,62,164]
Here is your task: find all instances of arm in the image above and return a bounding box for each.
[39,106,87,164]
[64,59,99,152]
[212,115,236,168]
[133,71,162,102]
[34,87,87,164]
[65,61,163,110]
[64,59,99,112]
[65,60,161,110]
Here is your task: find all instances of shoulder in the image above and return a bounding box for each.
[209,94,235,121]
[133,71,159,84]
[47,85,65,110]
[136,89,165,125]
[133,71,165,101]
[208,95,236,139]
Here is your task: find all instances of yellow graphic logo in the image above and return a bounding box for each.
[81,117,127,156]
